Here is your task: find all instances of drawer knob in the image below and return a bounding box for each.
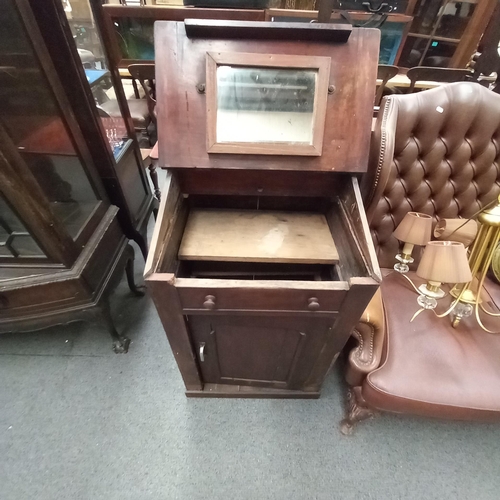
[203,295,216,310]
[308,297,320,311]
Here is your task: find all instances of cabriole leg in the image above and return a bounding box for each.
[100,299,130,354]
[340,386,378,435]
[124,244,145,296]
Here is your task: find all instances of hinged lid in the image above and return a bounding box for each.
[155,21,379,173]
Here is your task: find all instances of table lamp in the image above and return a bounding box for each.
[393,212,433,273]
[416,241,472,310]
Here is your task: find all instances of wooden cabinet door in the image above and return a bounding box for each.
[188,314,335,390]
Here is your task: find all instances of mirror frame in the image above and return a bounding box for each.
[206,52,331,156]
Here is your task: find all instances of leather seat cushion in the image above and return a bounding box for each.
[101,99,150,128]
[363,270,500,420]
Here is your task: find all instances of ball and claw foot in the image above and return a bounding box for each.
[112,336,131,354]
[340,386,378,435]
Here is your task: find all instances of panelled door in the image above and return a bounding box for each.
[188,314,336,390]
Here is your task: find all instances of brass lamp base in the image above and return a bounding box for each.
[449,286,482,305]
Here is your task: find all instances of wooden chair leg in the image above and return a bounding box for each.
[340,386,379,435]
[148,161,161,202]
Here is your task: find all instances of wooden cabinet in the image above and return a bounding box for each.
[146,172,380,397]
[145,21,381,398]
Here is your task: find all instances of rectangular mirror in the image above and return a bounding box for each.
[206,52,331,156]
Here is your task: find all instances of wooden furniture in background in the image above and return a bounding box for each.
[375,64,399,107]
[468,1,500,92]
[398,0,498,68]
[145,21,381,398]
[406,65,471,92]
[0,0,145,353]
[100,5,266,69]
[128,63,157,126]
[265,8,412,65]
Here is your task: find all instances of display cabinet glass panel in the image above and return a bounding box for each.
[64,1,130,158]
[266,9,412,65]
[434,0,477,39]
[0,196,45,260]
[407,0,443,35]
[0,0,103,245]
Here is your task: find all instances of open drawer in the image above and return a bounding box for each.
[145,173,381,398]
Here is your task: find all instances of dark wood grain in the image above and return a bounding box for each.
[188,314,334,390]
[155,22,380,173]
[174,169,349,197]
[304,278,378,389]
[146,277,203,391]
[176,283,346,313]
[0,207,137,356]
[147,23,381,397]
[185,19,352,42]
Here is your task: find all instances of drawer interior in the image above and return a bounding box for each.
[177,260,341,281]
[151,179,377,285]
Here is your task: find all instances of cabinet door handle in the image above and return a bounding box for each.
[199,342,206,362]
[308,297,320,310]
[203,295,216,310]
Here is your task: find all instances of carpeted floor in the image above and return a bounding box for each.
[1,231,500,499]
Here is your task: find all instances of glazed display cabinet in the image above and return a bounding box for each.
[37,0,156,258]
[0,0,144,351]
[145,20,381,398]
[398,0,498,68]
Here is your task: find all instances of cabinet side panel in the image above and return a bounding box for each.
[147,278,203,391]
[304,281,378,389]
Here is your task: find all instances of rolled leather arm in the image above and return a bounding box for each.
[346,288,386,387]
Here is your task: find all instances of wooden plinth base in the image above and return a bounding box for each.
[186,383,320,399]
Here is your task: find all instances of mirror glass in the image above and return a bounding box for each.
[216,66,317,144]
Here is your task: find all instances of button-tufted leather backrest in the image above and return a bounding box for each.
[362,82,500,269]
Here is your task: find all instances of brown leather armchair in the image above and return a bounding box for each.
[343,82,500,434]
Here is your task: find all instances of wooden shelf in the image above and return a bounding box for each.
[178,209,339,265]
[407,32,460,43]
[12,117,75,156]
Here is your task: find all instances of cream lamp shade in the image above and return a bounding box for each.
[416,241,472,284]
[393,212,433,246]
[434,218,478,248]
